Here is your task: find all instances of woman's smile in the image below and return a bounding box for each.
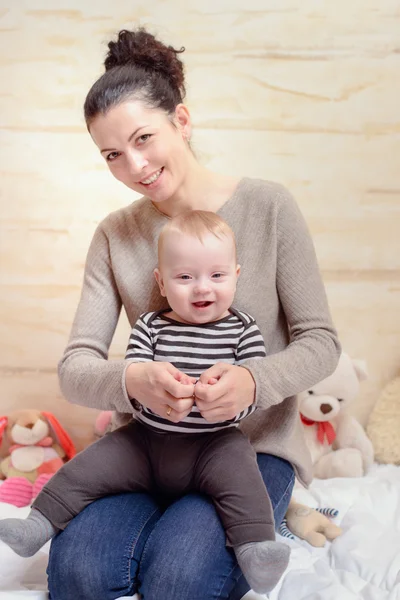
[139,167,164,187]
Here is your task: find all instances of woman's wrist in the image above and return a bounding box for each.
[124,362,143,402]
[240,365,257,407]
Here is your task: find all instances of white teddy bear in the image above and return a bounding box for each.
[298,352,374,479]
[281,353,375,546]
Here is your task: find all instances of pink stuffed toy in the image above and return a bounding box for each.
[0,409,76,507]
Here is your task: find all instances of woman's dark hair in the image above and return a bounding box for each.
[84,28,186,127]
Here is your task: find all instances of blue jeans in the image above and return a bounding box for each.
[47,453,295,600]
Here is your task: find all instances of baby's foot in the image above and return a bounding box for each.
[235,540,290,594]
[0,509,58,557]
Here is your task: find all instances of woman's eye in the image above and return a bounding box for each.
[138,134,151,144]
[106,152,120,162]
[180,275,191,280]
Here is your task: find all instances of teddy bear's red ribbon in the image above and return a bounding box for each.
[300,414,336,445]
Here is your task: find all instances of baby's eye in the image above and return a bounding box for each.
[106,151,120,162]
[212,273,223,279]
[179,275,191,280]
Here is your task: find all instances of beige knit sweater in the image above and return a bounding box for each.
[58,178,341,486]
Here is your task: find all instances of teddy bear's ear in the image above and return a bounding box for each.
[352,359,368,382]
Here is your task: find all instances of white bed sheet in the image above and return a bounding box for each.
[1,464,399,600]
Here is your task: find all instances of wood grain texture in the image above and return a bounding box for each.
[1,1,399,446]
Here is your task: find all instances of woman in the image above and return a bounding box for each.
[48,28,340,600]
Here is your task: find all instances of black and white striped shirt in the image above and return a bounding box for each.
[125,308,266,433]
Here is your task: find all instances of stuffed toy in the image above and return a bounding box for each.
[280,501,342,547]
[280,352,374,546]
[297,352,374,479]
[0,409,76,507]
[367,373,400,465]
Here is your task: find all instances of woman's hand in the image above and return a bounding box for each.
[125,362,195,423]
[194,363,256,423]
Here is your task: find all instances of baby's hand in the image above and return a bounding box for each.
[174,372,197,386]
[191,377,218,403]
[194,364,255,423]
[205,377,219,385]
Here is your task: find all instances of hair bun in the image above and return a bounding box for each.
[105,28,186,98]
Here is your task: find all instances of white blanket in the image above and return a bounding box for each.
[1,464,399,600]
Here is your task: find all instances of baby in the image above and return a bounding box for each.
[0,210,290,594]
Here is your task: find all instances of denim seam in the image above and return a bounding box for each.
[216,558,241,600]
[273,472,295,523]
[138,512,164,583]
[125,506,161,589]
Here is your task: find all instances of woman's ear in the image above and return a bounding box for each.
[174,103,192,141]
[154,268,166,297]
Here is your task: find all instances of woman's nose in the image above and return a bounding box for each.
[126,149,148,176]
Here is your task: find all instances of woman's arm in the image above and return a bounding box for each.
[241,190,341,409]
[59,230,195,415]
[58,223,134,412]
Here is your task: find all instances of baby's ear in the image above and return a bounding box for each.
[236,264,241,278]
[154,268,166,297]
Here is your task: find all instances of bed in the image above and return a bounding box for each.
[1,463,399,600]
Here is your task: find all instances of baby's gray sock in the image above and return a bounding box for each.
[235,540,290,594]
[0,508,58,557]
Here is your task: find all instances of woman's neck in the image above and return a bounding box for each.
[152,158,240,218]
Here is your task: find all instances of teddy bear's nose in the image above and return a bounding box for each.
[25,423,35,429]
[320,404,333,414]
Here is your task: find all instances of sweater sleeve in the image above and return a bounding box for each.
[58,223,135,413]
[241,190,341,409]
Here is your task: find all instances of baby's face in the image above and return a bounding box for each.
[155,232,240,324]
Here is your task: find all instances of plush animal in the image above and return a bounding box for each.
[0,409,76,507]
[281,353,374,546]
[367,373,400,465]
[280,501,342,547]
[298,352,374,479]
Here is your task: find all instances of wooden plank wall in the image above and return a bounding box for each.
[1,1,399,451]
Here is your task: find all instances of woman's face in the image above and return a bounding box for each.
[89,100,191,204]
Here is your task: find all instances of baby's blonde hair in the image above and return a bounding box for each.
[158,210,236,263]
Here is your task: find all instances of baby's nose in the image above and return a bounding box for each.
[194,280,211,294]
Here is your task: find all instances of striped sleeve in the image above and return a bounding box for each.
[236,316,267,364]
[125,313,154,363]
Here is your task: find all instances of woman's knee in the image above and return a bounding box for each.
[48,493,161,600]
[256,453,295,527]
[139,493,243,600]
